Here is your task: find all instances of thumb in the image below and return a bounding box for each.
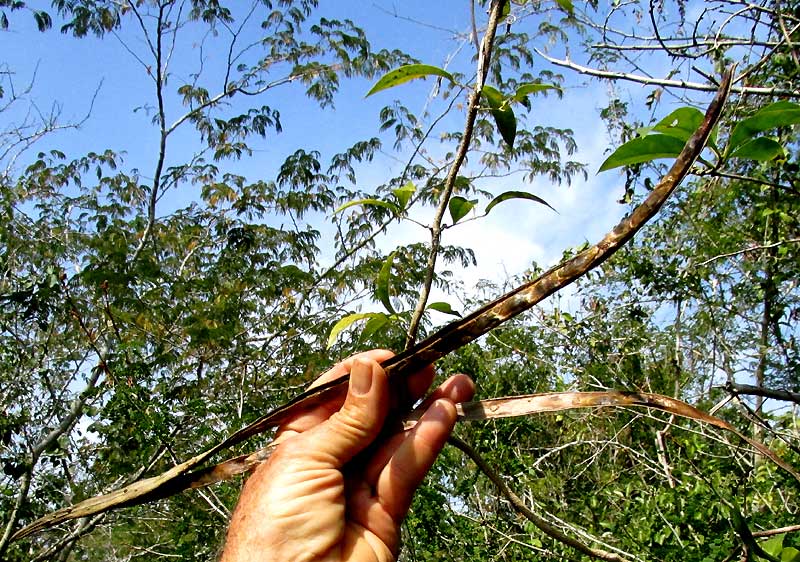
[297,357,389,468]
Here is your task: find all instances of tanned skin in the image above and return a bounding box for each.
[220,350,474,562]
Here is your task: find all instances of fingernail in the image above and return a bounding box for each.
[351,361,373,396]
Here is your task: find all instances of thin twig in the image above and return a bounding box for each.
[405,0,507,347]
[695,238,800,267]
[536,50,800,97]
[448,435,635,562]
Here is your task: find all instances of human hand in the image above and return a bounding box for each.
[220,349,474,562]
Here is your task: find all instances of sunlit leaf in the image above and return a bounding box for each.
[653,107,705,142]
[761,535,784,558]
[327,313,378,348]
[598,134,686,172]
[334,198,400,215]
[375,251,396,314]
[482,85,517,148]
[449,196,477,224]
[360,314,390,341]
[513,82,561,102]
[392,181,415,209]
[780,547,800,562]
[485,190,557,214]
[366,64,454,97]
[427,301,461,317]
[729,137,784,161]
[555,0,574,16]
[728,101,800,151]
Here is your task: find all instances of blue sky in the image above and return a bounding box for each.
[0,1,706,310]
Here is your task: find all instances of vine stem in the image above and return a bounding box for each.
[404,0,508,348]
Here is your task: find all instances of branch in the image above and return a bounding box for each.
[28,514,105,562]
[448,435,635,562]
[129,2,169,265]
[695,238,800,267]
[0,362,103,555]
[405,0,508,347]
[753,524,800,538]
[725,382,800,406]
[536,51,800,97]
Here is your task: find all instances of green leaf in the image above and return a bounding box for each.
[781,547,800,562]
[482,85,517,147]
[34,10,52,32]
[653,107,705,142]
[392,181,416,209]
[485,190,557,214]
[555,0,575,15]
[375,252,396,314]
[334,198,400,215]
[729,137,784,161]
[598,134,686,172]
[454,175,472,191]
[360,314,390,341]
[449,196,477,224]
[513,83,561,102]
[327,313,377,348]
[728,101,800,151]
[761,536,785,558]
[427,301,461,317]
[366,64,454,97]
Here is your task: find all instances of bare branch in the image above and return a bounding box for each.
[536,51,800,97]
[405,0,507,347]
[725,382,800,406]
[448,435,637,562]
[695,238,800,268]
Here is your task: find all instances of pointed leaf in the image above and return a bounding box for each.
[485,190,557,214]
[728,101,800,150]
[360,314,390,341]
[653,107,705,142]
[598,134,686,172]
[555,0,575,15]
[729,137,784,161]
[375,252,396,314]
[334,198,400,215]
[513,82,561,102]
[761,536,785,558]
[327,313,377,348]
[427,301,461,317]
[366,64,454,97]
[454,175,472,191]
[780,547,800,562]
[392,181,415,209]
[482,85,517,147]
[449,196,477,224]
[34,10,52,32]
